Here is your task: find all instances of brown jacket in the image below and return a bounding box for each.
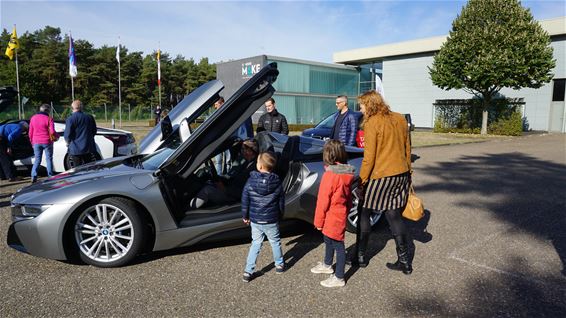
[360,112,411,185]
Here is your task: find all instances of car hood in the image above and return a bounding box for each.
[11,156,151,204]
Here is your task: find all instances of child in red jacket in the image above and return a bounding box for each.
[311,140,355,287]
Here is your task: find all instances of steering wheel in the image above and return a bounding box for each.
[204,159,219,181]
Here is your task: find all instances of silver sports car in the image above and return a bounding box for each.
[8,63,380,267]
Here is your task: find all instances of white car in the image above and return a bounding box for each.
[4,119,138,173]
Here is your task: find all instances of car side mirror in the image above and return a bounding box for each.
[179,118,191,143]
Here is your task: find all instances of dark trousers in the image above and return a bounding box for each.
[323,235,345,279]
[69,153,96,169]
[359,206,408,237]
[0,142,15,179]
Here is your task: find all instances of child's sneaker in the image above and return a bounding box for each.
[242,272,253,283]
[310,262,334,274]
[275,263,285,274]
[320,275,345,288]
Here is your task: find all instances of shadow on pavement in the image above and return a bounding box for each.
[395,151,566,316]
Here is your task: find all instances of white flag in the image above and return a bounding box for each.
[116,38,120,63]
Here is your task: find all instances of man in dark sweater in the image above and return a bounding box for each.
[256,98,289,135]
[329,95,358,146]
[64,100,98,168]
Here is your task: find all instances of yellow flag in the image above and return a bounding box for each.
[5,26,19,60]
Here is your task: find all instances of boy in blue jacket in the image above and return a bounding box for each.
[241,151,285,282]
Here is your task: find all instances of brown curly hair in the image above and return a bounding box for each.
[357,90,390,127]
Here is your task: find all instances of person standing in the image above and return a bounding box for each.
[352,90,413,274]
[213,97,230,174]
[256,97,289,135]
[329,95,358,146]
[154,105,162,125]
[241,151,285,282]
[29,104,59,183]
[310,140,355,288]
[64,100,98,168]
[0,121,28,182]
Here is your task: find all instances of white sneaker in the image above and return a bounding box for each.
[320,275,345,288]
[310,262,333,274]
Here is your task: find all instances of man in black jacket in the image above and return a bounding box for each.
[256,98,289,135]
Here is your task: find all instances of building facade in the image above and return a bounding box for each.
[216,55,362,125]
[333,17,566,132]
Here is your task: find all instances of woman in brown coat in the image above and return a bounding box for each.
[351,90,413,274]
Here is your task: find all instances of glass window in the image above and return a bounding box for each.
[552,79,565,102]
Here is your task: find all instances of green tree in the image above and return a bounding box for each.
[429,0,555,134]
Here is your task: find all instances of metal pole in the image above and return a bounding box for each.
[128,104,130,121]
[15,50,21,119]
[104,103,107,122]
[118,44,122,129]
[71,76,75,101]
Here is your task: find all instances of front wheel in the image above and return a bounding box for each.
[73,197,145,267]
[346,182,382,233]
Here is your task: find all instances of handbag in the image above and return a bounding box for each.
[49,118,59,142]
[402,184,424,221]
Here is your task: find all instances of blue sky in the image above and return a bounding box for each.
[1,0,564,63]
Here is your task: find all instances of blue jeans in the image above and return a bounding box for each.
[214,150,231,175]
[31,143,54,178]
[245,222,284,274]
[324,235,345,279]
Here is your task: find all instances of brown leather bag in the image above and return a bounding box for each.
[402,185,424,221]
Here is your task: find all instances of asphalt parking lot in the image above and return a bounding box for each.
[1,133,565,317]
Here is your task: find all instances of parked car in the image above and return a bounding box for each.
[1,119,137,173]
[7,63,380,268]
[302,111,415,141]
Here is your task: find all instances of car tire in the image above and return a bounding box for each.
[64,152,102,170]
[346,181,382,233]
[73,197,146,267]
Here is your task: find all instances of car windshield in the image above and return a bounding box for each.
[316,114,335,129]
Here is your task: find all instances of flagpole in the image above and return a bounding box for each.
[158,43,161,108]
[15,49,21,119]
[117,37,122,128]
[71,77,75,101]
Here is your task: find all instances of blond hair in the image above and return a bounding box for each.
[258,151,277,172]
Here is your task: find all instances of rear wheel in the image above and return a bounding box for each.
[73,197,145,267]
[346,182,382,233]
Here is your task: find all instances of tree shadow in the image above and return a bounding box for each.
[393,151,566,315]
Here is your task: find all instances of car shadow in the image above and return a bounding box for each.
[129,220,315,267]
[257,226,322,274]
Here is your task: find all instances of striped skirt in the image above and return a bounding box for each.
[363,172,410,211]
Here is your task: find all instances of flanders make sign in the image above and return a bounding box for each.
[242,62,261,79]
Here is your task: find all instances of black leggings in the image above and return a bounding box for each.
[359,207,407,237]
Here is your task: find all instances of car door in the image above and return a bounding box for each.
[158,62,279,179]
[138,80,225,155]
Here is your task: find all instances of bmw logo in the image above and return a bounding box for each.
[102,229,109,236]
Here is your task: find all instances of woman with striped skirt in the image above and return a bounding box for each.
[350,90,413,274]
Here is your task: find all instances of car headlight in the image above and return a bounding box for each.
[12,204,52,220]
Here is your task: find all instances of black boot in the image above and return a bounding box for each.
[386,235,412,275]
[356,232,369,267]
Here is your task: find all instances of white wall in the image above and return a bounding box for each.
[381,37,565,131]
